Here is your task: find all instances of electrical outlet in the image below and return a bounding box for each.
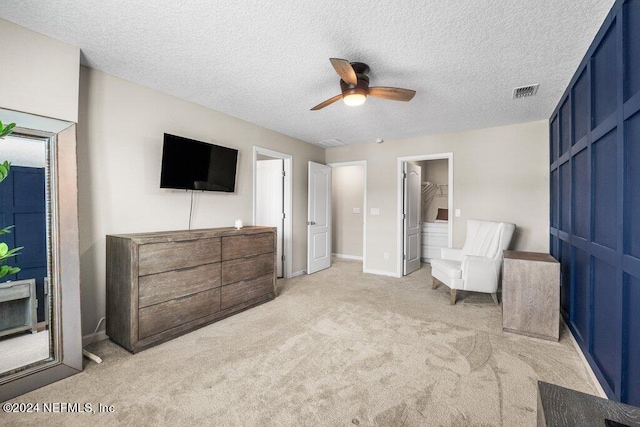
[455,209,461,218]
[371,208,380,216]
[352,207,361,214]
[384,252,389,260]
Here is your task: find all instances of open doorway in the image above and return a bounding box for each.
[253,147,292,278]
[415,158,450,263]
[397,154,453,276]
[329,161,367,271]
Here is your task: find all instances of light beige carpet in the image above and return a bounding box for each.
[4,260,597,426]
[0,331,50,375]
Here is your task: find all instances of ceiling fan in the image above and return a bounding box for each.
[311,58,416,111]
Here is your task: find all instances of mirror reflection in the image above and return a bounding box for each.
[0,133,53,377]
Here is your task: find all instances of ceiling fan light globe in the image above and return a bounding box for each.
[343,93,367,106]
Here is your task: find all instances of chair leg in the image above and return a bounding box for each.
[450,289,457,305]
[432,277,439,290]
[491,293,499,306]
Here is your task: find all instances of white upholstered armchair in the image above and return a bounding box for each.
[431,220,516,305]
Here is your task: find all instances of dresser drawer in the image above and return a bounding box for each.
[221,253,274,285]
[138,238,221,276]
[423,233,448,247]
[421,222,448,233]
[0,282,31,303]
[138,288,221,339]
[222,232,274,261]
[221,274,274,310]
[138,263,221,308]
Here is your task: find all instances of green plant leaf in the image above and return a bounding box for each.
[3,246,22,257]
[0,264,21,276]
[0,123,16,138]
[0,225,15,235]
[0,161,10,183]
[0,243,7,257]
[0,122,16,138]
[0,265,18,277]
[0,248,22,263]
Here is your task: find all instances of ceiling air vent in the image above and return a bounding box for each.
[316,139,346,148]
[513,84,539,99]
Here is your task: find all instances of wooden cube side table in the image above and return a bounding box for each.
[502,251,560,341]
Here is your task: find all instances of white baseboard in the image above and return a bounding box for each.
[363,268,402,278]
[332,253,363,261]
[561,318,607,398]
[82,330,108,347]
[290,270,306,278]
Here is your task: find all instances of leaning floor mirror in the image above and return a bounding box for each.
[0,108,82,401]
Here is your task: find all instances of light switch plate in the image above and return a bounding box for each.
[353,207,361,214]
[371,208,380,216]
[455,209,461,218]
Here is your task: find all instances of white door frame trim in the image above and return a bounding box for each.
[253,146,293,279]
[396,153,454,277]
[328,160,367,273]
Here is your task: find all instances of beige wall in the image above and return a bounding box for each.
[416,159,448,223]
[326,120,549,276]
[77,66,324,334]
[331,165,364,258]
[0,18,79,122]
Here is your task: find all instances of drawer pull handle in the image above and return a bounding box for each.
[174,293,194,302]
[176,264,214,273]
[171,239,199,243]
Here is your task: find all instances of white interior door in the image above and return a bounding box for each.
[403,162,422,275]
[256,159,284,277]
[307,161,332,274]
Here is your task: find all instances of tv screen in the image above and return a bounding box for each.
[160,134,238,192]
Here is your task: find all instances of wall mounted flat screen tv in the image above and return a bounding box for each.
[160,133,238,192]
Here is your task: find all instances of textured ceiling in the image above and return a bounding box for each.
[0,0,615,145]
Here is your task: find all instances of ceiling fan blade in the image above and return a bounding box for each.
[368,86,416,102]
[310,94,343,111]
[329,58,358,85]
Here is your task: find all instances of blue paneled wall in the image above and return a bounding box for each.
[550,0,640,405]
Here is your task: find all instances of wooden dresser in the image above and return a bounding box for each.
[106,226,276,353]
